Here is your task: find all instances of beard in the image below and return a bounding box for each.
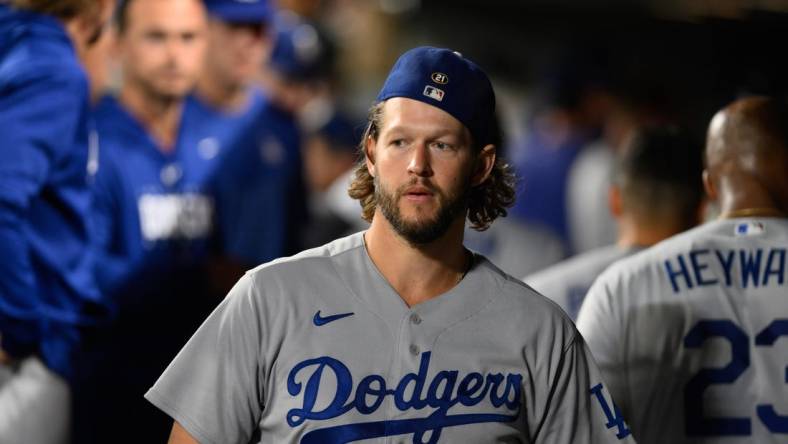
[375,175,471,245]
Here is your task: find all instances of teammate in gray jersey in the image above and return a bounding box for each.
[577,96,788,444]
[146,46,635,444]
[526,126,705,319]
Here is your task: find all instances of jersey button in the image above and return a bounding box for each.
[409,344,419,355]
[160,163,182,187]
[410,313,422,325]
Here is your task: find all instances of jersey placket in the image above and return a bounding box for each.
[384,308,429,444]
[383,257,496,444]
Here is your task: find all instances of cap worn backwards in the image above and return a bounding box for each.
[204,0,273,24]
[376,46,496,147]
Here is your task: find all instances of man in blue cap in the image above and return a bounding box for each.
[186,0,305,273]
[196,0,273,110]
[147,47,634,444]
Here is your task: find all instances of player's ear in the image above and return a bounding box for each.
[364,135,377,178]
[608,185,623,218]
[471,144,496,187]
[702,169,717,202]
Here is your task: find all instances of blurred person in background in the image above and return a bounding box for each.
[565,95,636,255]
[261,12,336,127]
[526,125,706,319]
[189,0,304,274]
[566,91,673,255]
[260,15,368,247]
[0,0,115,442]
[462,122,567,278]
[508,63,615,253]
[79,0,211,442]
[578,96,788,444]
[300,111,367,247]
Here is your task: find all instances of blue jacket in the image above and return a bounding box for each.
[0,5,106,380]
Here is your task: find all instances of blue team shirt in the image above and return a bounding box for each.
[184,90,305,266]
[84,95,229,443]
[0,5,106,379]
[91,95,220,303]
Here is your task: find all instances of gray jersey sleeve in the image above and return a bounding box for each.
[576,269,629,418]
[537,329,635,443]
[145,273,265,444]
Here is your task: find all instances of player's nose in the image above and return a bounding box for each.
[407,142,433,177]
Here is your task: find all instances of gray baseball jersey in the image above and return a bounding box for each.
[145,232,634,443]
[464,218,566,279]
[577,218,788,444]
[525,245,641,320]
[567,141,618,254]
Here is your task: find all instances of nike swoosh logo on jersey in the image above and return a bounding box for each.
[313,311,354,326]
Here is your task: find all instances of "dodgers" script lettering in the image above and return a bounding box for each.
[286,351,523,443]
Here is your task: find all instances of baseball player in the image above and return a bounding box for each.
[0,0,114,442]
[146,46,635,444]
[262,17,360,249]
[91,0,212,318]
[577,96,788,444]
[188,0,305,269]
[526,125,705,319]
[84,0,218,442]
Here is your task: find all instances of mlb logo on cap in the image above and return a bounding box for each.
[376,46,496,147]
[423,85,444,102]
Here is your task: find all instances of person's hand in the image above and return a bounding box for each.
[0,333,13,365]
[0,347,11,366]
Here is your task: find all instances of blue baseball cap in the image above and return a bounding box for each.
[376,46,496,147]
[204,0,274,24]
[316,110,362,154]
[269,20,334,81]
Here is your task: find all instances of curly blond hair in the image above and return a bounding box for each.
[348,102,516,231]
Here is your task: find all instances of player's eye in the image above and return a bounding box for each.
[431,141,453,151]
[144,31,166,43]
[390,139,407,148]
[181,32,197,43]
